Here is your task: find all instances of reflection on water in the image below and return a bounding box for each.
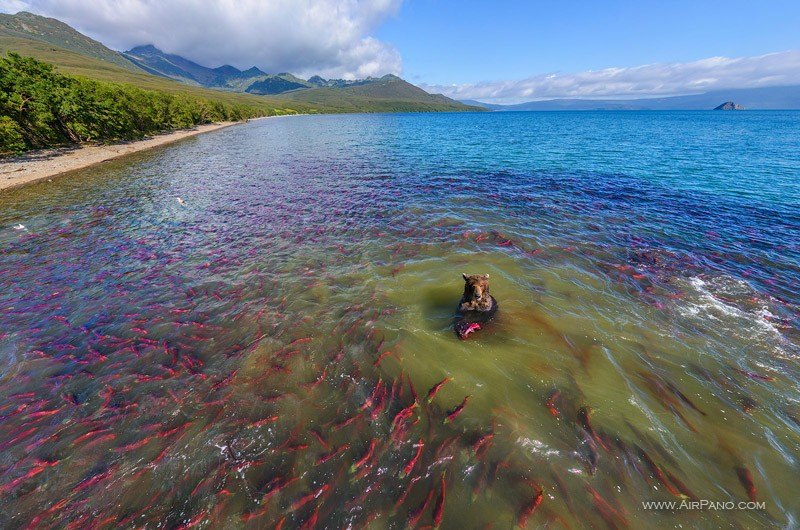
[1,112,799,529]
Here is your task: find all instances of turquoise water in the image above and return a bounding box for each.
[0,111,799,529]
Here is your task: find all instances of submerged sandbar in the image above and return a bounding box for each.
[0,121,239,192]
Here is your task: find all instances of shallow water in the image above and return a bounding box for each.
[1,111,799,529]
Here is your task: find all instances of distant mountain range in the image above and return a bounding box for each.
[122,44,410,96]
[0,11,479,112]
[15,9,796,113]
[462,85,800,111]
[123,44,308,94]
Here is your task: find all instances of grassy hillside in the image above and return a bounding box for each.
[0,35,481,115]
[0,34,324,113]
[245,75,309,95]
[283,75,484,112]
[0,11,139,72]
[0,11,480,114]
[0,32,480,113]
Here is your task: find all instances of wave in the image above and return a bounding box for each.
[678,275,798,361]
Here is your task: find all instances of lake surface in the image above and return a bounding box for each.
[1,111,799,529]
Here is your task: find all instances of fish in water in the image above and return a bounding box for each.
[401,439,425,477]
[456,322,481,339]
[433,475,447,528]
[426,377,453,403]
[517,486,543,528]
[444,395,470,424]
[735,466,757,502]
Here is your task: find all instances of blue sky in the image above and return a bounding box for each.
[6,0,800,102]
[378,0,800,85]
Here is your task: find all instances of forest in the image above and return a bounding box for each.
[0,53,279,156]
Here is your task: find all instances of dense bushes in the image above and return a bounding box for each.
[0,53,269,156]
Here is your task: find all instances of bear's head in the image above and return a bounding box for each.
[462,274,489,303]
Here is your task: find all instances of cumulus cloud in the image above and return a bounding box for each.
[7,0,403,79]
[422,51,800,104]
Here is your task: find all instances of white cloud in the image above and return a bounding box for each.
[0,1,29,12]
[8,0,403,79]
[422,51,800,104]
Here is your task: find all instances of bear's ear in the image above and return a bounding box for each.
[462,273,469,281]
[483,274,490,279]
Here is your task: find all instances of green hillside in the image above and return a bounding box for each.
[0,34,319,112]
[0,11,140,72]
[0,11,480,113]
[245,75,309,95]
[282,74,479,112]
[118,43,477,107]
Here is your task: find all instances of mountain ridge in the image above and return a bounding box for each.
[0,11,480,112]
[280,74,471,112]
[462,85,800,111]
[0,11,140,72]
[121,45,418,97]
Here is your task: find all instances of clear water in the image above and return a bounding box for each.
[0,111,798,529]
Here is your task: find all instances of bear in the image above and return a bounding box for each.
[455,273,498,339]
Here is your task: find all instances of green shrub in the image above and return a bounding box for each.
[0,116,25,155]
[0,53,269,156]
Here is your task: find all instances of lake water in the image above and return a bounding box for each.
[1,111,799,529]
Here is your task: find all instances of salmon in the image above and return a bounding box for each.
[433,475,447,528]
[735,466,757,502]
[426,378,453,403]
[517,487,543,528]
[402,439,425,477]
[443,396,470,424]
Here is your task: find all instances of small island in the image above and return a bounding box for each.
[714,100,745,110]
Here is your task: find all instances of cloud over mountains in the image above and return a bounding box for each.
[7,0,403,79]
[4,1,799,100]
[422,51,800,104]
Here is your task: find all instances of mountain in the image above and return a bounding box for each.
[245,74,309,95]
[124,44,280,90]
[459,100,506,111]
[0,11,140,72]
[123,44,307,94]
[307,75,375,89]
[120,44,470,104]
[0,17,269,103]
[464,85,800,111]
[124,44,209,85]
[119,44,472,105]
[714,101,745,110]
[282,74,478,112]
[0,12,478,113]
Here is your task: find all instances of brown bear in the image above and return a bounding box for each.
[455,273,498,339]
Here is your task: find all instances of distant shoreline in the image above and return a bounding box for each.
[1,120,245,192]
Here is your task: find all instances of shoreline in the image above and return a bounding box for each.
[0,121,242,192]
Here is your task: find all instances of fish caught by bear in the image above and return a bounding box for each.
[455,273,498,339]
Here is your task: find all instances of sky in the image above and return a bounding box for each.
[3,0,800,103]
